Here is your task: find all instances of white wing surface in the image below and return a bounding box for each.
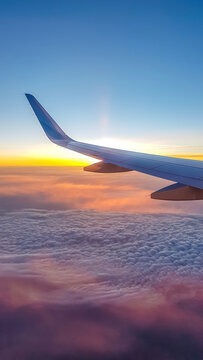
[25,94,203,200]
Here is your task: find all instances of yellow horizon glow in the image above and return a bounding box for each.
[0,156,92,167]
[1,137,202,166]
[0,154,202,166]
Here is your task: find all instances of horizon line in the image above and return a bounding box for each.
[0,154,202,167]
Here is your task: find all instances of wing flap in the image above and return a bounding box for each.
[151,183,203,201]
[84,161,132,173]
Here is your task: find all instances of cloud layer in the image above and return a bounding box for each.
[0,273,202,360]
[0,209,202,297]
[0,167,202,359]
[0,166,203,214]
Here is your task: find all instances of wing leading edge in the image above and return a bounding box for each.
[25,94,203,200]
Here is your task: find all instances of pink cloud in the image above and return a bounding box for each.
[0,271,202,360]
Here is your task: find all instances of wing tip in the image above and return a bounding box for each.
[25,93,33,99]
[25,93,74,145]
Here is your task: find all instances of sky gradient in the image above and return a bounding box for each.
[1,0,203,164]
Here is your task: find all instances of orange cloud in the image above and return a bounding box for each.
[0,166,202,214]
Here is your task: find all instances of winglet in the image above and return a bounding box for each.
[25,94,74,147]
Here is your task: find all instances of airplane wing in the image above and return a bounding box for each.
[25,94,203,200]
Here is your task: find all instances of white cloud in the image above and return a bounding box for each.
[0,210,202,300]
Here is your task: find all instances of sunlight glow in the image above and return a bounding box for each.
[0,138,202,166]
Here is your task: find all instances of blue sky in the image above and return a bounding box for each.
[1,0,203,160]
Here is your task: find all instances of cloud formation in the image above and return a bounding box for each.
[0,209,202,295]
[0,273,202,360]
[0,166,203,214]
[0,167,202,359]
